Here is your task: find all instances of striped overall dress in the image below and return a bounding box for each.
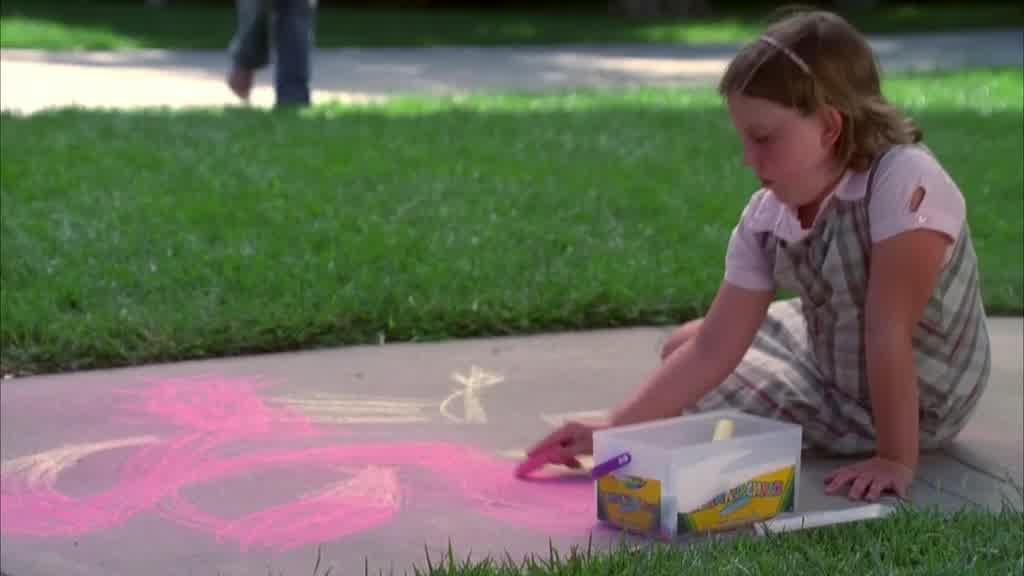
[696,149,992,454]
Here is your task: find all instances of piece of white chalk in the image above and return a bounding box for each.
[753,503,895,535]
[712,418,735,442]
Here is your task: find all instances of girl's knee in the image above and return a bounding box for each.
[680,318,704,340]
[674,318,705,351]
[661,317,705,360]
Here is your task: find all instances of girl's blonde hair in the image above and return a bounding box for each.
[718,9,922,172]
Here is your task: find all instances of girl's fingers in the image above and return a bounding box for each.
[893,478,910,500]
[866,477,888,502]
[555,438,586,463]
[825,466,857,494]
[526,425,574,457]
[847,474,872,501]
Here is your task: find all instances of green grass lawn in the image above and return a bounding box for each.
[2,1,1023,51]
[392,505,1023,575]
[1,68,1020,376]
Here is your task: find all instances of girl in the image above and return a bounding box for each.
[524,9,991,502]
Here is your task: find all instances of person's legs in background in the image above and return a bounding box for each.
[227,0,271,100]
[272,0,316,107]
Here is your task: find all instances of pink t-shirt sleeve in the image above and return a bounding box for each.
[724,191,775,292]
[869,146,966,248]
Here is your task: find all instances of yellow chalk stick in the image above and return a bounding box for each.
[712,418,734,442]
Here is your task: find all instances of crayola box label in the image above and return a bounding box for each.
[677,465,795,533]
[597,475,661,534]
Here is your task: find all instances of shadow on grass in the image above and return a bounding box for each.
[0,80,1021,375]
[0,0,757,52]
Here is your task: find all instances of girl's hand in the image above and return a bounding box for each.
[523,420,606,470]
[824,456,914,501]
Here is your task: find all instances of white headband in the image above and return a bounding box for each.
[759,35,812,75]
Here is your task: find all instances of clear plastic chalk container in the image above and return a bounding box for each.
[592,409,802,538]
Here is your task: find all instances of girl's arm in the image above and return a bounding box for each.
[864,225,953,474]
[609,281,774,427]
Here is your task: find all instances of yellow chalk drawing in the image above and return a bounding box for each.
[440,365,504,424]
[271,393,435,424]
[540,410,610,428]
[1,436,160,488]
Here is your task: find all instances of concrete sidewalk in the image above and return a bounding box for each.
[1,318,1021,575]
[2,29,1022,113]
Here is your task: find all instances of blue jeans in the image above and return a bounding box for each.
[229,0,317,106]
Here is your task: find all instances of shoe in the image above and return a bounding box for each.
[227,66,254,101]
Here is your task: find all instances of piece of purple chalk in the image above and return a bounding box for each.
[590,452,631,479]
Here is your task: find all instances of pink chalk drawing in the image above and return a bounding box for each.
[0,375,595,550]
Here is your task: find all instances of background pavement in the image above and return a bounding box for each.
[2,29,1022,113]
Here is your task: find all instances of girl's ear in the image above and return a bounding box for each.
[820,105,843,147]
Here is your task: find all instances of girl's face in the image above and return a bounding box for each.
[726,93,842,209]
